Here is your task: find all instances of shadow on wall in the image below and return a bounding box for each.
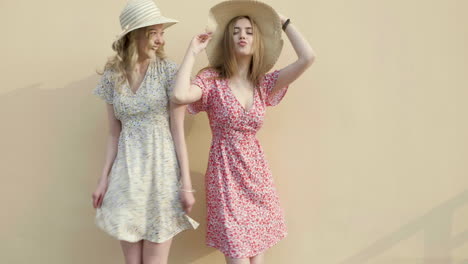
[0,77,213,264]
[339,189,468,264]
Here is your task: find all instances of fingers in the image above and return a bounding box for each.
[199,32,213,38]
[97,195,104,208]
[92,193,98,209]
[92,192,104,209]
[181,194,195,214]
[189,198,195,213]
[185,205,193,214]
[186,199,194,213]
[197,32,213,43]
[183,201,194,214]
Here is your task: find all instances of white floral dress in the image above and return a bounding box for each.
[93,59,198,243]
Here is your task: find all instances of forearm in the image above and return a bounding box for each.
[272,18,316,90]
[284,22,315,66]
[171,48,197,104]
[170,103,193,189]
[100,133,119,179]
[172,128,192,189]
[99,104,121,179]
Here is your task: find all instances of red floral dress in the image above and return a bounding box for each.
[188,68,288,258]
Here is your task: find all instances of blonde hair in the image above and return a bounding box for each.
[205,16,266,89]
[99,27,166,91]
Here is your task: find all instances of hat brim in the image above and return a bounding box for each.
[112,16,178,50]
[206,0,283,72]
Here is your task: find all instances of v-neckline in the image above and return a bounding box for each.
[226,79,256,113]
[126,62,151,95]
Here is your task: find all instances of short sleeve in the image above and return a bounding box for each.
[93,69,115,104]
[261,70,289,107]
[164,60,178,98]
[187,69,215,114]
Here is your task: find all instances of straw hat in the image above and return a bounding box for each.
[112,0,178,50]
[206,0,283,72]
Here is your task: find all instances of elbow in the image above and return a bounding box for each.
[170,92,194,105]
[108,122,122,138]
[298,54,315,69]
[109,131,121,141]
[303,53,316,68]
[170,92,185,104]
[109,127,121,138]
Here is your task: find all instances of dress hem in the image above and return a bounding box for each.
[206,231,288,259]
[95,217,199,243]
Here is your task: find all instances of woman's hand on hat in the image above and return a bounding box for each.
[189,32,213,56]
[277,13,288,25]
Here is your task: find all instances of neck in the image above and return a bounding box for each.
[136,48,154,64]
[137,55,151,65]
[233,55,252,79]
[132,54,152,74]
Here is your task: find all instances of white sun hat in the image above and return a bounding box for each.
[205,0,283,72]
[112,0,178,50]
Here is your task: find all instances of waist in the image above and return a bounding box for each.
[212,129,257,141]
[121,114,169,128]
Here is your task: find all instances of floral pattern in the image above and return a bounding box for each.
[188,68,288,258]
[93,59,198,243]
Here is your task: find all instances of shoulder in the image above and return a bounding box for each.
[196,67,220,80]
[192,68,221,93]
[157,58,178,72]
[262,70,280,81]
[99,67,117,85]
[260,70,280,87]
[162,59,178,70]
[94,67,117,102]
[150,58,176,79]
[102,67,116,77]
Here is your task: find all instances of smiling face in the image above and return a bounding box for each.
[231,17,254,57]
[135,24,165,59]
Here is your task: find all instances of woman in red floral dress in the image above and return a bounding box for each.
[171,1,315,263]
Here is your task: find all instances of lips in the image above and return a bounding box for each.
[238,41,247,47]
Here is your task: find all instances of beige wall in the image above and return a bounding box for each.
[1,0,468,263]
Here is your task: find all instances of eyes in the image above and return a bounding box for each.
[233,31,253,35]
[233,28,253,35]
[149,30,164,36]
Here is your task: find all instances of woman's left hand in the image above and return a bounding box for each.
[180,190,195,214]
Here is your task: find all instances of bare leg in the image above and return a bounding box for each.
[225,255,250,264]
[142,238,173,264]
[250,253,265,264]
[120,240,144,264]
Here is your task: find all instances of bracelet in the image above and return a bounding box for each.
[180,188,196,193]
[282,18,291,31]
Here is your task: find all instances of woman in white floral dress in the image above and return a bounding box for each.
[91,1,198,263]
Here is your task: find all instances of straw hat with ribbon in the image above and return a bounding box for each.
[205,0,283,72]
[112,0,178,51]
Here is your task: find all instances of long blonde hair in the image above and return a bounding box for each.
[204,16,267,88]
[99,27,166,91]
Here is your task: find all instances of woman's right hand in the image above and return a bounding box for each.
[92,176,108,209]
[180,190,196,214]
[189,32,213,55]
